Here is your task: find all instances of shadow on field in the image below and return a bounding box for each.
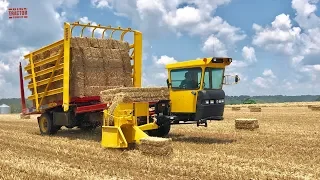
[168,133,236,144]
[54,128,102,142]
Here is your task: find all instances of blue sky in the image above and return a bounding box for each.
[0,0,320,98]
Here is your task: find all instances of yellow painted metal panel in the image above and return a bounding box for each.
[28,87,63,100]
[170,90,197,113]
[165,57,231,69]
[24,64,64,80]
[29,53,39,110]
[63,22,71,112]
[134,102,149,117]
[24,40,64,59]
[133,31,142,87]
[24,53,63,71]
[28,74,64,89]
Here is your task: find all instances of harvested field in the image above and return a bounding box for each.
[1,104,320,179]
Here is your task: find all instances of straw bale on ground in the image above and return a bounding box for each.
[310,106,320,111]
[232,107,241,111]
[138,137,173,156]
[250,107,262,112]
[235,118,259,130]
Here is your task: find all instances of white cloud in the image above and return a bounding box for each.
[0,0,9,19]
[0,47,33,98]
[252,14,301,55]
[262,69,276,78]
[163,6,202,27]
[253,77,270,89]
[0,0,79,98]
[291,0,320,29]
[91,0,245,48]
[242,46,257,63]
[154,55,177,66]
[252,1,320,88]
[91,0,111,8]
[202,35,227,56]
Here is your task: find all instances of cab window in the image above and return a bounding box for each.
[170,68,202,90]
[203,68,224,89]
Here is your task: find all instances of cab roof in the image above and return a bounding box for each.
[165,57,232,69]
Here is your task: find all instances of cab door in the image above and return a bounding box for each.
[168,67,203,113]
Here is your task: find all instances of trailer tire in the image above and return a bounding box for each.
[38,113,59,135]
[147,123,171,137]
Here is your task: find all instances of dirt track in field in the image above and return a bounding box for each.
[0,105,320,180]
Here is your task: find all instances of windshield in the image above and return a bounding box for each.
[170,67,202,90]
[203,68,224,89]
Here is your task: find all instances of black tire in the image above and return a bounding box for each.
[38,113,59,135]
[147,123,171,137]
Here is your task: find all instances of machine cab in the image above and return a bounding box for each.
[165,57,239,123]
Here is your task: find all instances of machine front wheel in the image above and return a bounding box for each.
[147,123,171,137]
[38,113,59,135]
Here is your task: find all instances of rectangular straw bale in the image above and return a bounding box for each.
[232,107,241,111]
[235,119,259,130]
[138,137,173,156]
[83,57,104,68]
[98,39,114,48]
[84,67,107,86]
[71,72,85,97]
[83,86,114,96]
[311,106,320,111]
[250,107,262,112]
[100,87,170,103]
[112,40,130,50]
[107,58,127,68]
[71,37,90,48]
[88,38,100,48]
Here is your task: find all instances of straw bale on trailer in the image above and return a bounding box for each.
[235,118,259,130]
[28,37,134,106]
[138,137,173,156]
[100,87,170,103]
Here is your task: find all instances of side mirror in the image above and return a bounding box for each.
[235,75,240,83]
[223,75,240,85]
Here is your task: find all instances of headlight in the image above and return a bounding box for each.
[221,99,224,103]
[210,100,215,104]
[205,100,209,104]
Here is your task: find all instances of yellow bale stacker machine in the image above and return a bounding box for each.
[19,21,174,148]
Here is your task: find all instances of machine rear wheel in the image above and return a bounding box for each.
[38,113,59,135]
[147,123,171,137]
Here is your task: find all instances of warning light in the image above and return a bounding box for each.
[203,58,207,63]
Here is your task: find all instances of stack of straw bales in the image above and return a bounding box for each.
[235,118,259,130]
[138,136,173,156]
[28,37,133,105]
[249,107,262,112]
[232,107,241,111]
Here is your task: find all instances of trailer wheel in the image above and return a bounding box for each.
[38,113,59,135]
[147,123,171,137]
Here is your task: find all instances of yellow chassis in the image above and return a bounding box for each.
[101,102,159,148]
